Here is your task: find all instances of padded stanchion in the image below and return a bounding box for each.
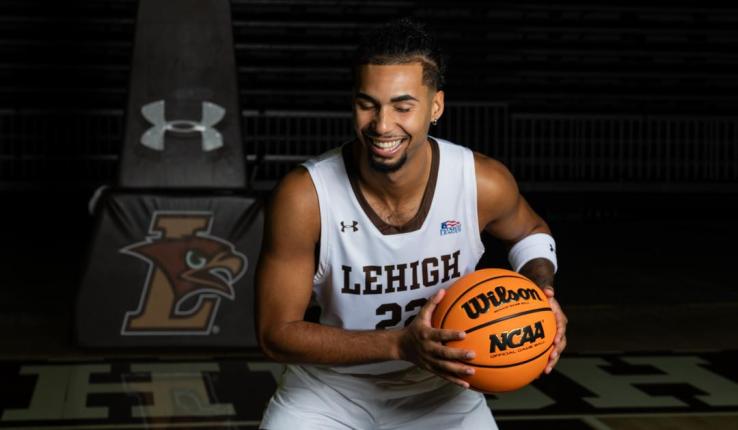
[77,192,262,347]
[76,0,261,348]
[118,0,244,188]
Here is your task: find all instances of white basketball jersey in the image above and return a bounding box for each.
[303,138,485,374]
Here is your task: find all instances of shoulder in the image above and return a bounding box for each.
[304,146,344,171]
[266,167,321,248]
[474,152,519,197]
[473,152,520,223]
[272,167,318,209]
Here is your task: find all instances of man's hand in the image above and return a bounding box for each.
[543,286,567,374]
[397,289,477,388]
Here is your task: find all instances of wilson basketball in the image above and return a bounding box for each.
[432,268,556,393]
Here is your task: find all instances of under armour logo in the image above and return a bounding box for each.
[340,221,358,232]
[140,100,225,151]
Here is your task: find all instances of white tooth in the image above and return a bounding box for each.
[373,139,401,149]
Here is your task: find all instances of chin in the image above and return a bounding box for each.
[368,153,408,173]
[366,144,407,173]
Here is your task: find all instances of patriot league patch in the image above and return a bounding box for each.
[440,220,462,235]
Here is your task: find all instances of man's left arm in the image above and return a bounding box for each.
[475,153,567,374]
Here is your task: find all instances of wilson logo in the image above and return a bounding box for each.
[489,321,545,352]
[461,285,543,319]
[120,211,247,335]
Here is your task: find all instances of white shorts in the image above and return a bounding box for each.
[260,364,498,430]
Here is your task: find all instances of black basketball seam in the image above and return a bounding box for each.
[464,306,552,334]
[466,342,555,369]
[439,274,532,328]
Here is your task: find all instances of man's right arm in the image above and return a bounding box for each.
[255,168,476,386]
[256,168,405,365]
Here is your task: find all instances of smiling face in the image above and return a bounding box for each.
[353,62,444,173]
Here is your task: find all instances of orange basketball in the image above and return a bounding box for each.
[432,268,556,393]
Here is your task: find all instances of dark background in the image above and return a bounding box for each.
[1,0,736,353]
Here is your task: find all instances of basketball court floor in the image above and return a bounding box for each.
[0,190,736,429]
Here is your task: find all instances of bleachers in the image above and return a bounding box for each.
[0,0,133,187]
[1,0,737,190]
[430,2,738,114]
[234,0,738,113]
[0,0,134,110]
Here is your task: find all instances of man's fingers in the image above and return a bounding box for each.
[417,289,445,322]
[429,328,466,343]
[554,314,566,342]
[548,295,561,312]
[428,355,476,378]
[431,288,446,304]
[541,289,567,374]
[555,325,567,344]
[545,354,560,374]
[545,335,567,374]
[432,343,476,361]
[550,299,568,343]
[554,334,567,353]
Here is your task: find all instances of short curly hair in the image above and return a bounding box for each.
[353,18,446,90]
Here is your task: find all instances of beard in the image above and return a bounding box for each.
[368,151,408,173]
[361,130,412,173]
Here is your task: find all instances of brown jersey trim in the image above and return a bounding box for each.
[342,138,440,235]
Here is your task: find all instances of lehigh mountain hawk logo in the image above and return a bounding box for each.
[120,211,247,335]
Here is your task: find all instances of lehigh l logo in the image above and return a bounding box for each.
[120,211,247,336]
[140,100,226,152]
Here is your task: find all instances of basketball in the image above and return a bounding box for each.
[432,268,557,393]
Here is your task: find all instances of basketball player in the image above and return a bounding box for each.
[256,19,567,429]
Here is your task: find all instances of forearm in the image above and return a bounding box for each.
[508,231,557,288]
[260,320,402,365]
[519,257,555,289]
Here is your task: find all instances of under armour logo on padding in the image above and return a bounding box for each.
[140,100,225,151]
[340,221,358,232]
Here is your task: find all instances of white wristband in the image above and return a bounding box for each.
[508,233,558,273]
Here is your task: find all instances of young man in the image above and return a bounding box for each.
[256,19,567,430]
